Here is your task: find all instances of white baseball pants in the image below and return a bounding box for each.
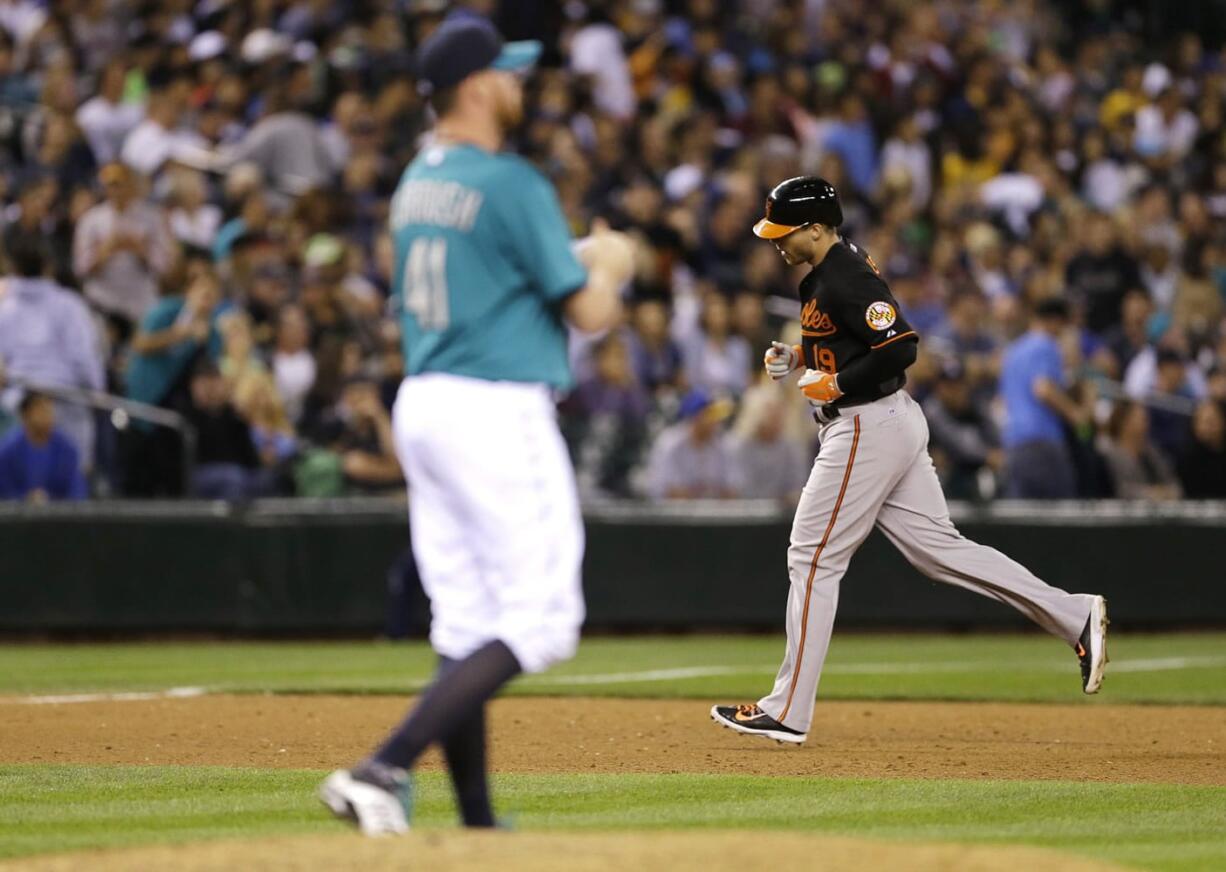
[758,391,1095,732]
[392,374,585,674]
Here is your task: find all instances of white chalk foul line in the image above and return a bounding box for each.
[525,663,983,686]
[1108,656,1226,673]
[6,656,1225,702]
[527,666,770,686]
[11,686,208,705]
[525,656,1226,686]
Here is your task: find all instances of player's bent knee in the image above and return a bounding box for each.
[500,622,580,674]
[495,603,581,676]
[787,541,818,563]
[787,541,823,575]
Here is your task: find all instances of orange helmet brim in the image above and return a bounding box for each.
[753,218,801,239]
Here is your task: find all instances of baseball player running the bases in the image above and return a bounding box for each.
[321,18,634,833]
[711,176,1108,745]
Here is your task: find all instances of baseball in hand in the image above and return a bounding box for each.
[575,218,635,286]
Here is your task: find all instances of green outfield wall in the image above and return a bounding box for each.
[1,499,1223,633]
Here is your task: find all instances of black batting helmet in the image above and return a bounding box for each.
[752,176,843,239]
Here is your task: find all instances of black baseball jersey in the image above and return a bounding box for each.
[797,239,917,407]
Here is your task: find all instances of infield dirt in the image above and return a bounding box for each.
[2,694,1223,784]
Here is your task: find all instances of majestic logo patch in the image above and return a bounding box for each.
[865,301,896,331]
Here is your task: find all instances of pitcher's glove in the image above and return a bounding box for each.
[798,368,843,407]
[764,341,803,380]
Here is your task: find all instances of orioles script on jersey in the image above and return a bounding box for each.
[800,299,836,336]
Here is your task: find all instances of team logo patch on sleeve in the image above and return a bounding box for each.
[865,301,897,331]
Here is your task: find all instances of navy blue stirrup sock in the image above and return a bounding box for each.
[441,701,494,827]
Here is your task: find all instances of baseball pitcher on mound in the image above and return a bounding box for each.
[320,18,634,832]
[711,176,1108,745]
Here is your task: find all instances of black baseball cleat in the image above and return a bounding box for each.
[710,703,806,744]
[1076,595,1110,694]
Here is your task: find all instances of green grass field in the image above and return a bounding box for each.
[2,766,1224,869]
[3,632,1225,702]
[2,634,1224,870]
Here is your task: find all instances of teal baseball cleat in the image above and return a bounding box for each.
[320,762,412,836]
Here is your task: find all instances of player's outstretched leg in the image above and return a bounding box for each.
[876,423,1109,693]
[320,640,521,833]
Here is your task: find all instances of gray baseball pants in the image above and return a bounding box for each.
[758,390,1095,733]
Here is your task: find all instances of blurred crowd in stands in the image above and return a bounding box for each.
[1,0,1225,503]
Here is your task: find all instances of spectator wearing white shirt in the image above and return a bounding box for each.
[1079,129,1133,213]
[1034,46,1075,112]
[72,162,176,334]
[76,61,144,165]
[271,303,316,425]
[120,85,207,179]
[568,10,635,121]
[980,169,1045,239]
[166,166,221,251]
[1134,87,1198,161]
[879,115,932,209]
[1124,342,1207,403]
[0,0,46,47]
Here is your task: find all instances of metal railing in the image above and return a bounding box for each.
[1,495,1224,524]
[1093,378,1199,416]
[0,371,1198,502]
[1,375,197,492]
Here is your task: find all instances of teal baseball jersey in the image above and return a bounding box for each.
[389,143,588,390]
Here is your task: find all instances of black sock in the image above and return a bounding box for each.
[434,654,496,827]
[372,640,521,772]
[442,701,495,827]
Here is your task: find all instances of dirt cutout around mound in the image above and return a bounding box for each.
[0,830,1130,872]
[2,694,1223,784]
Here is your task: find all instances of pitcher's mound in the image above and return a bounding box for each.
[1,830,1127,872]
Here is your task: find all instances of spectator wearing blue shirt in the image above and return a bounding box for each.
[0,234,105,470]
[823,94,878,195]
[999,298,1085,498]
[0,392,87,501]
